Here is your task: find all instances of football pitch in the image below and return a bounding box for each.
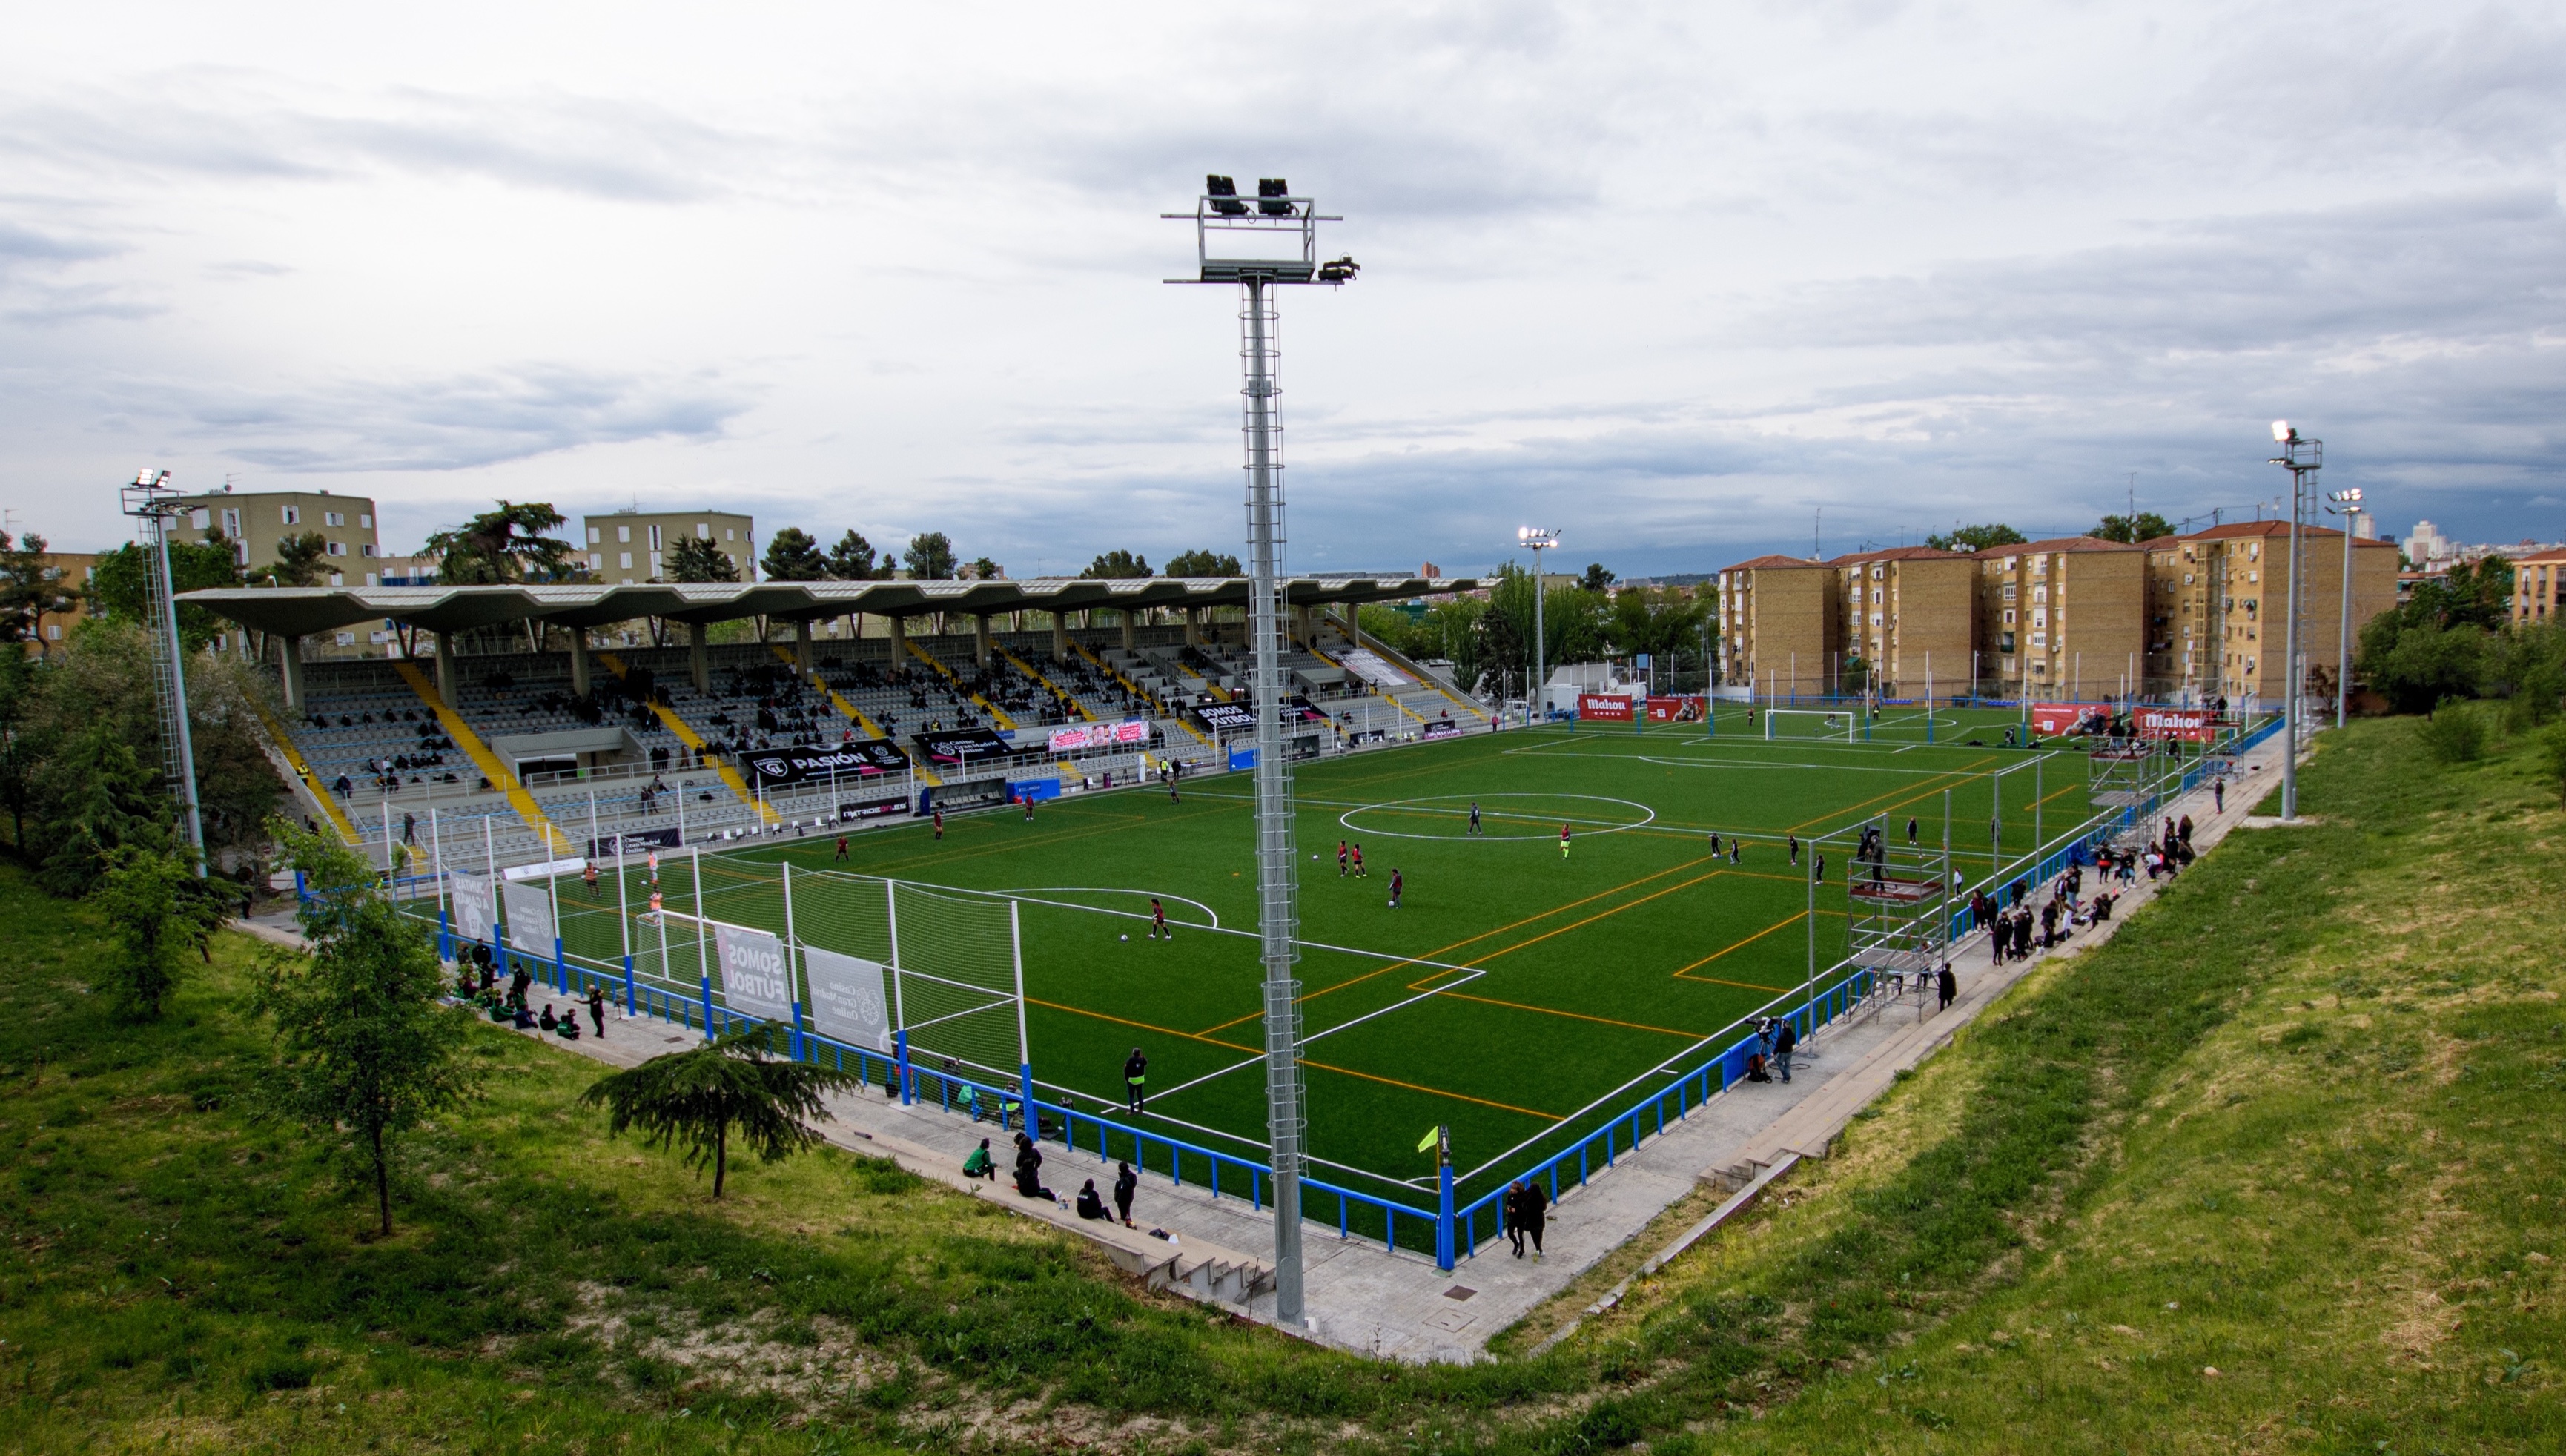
[515,705,2094,1213]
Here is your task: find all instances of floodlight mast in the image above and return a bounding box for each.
[120,469,208,876]
[2325,487,2364,731]
[1518,528,1559,726]
[2266,422,2321,821]
[1165,176,1353,1328]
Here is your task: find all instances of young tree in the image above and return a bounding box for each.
[667,535,738,582]
[39,721,165,896]
[0,530,81,647]
[1926,523,2028,553]
[761,527,827,581]
[425,502,578,584]
[580,1030,864,1197]
[251,821,479,1237]
[1579,562,1617,592]
[1163,548,1243,578]
[1081,549,1150,579]
[2091,512,2174,544]
[256,531,333,588]
[966,556,1004,580]
[90,845,225,1019]
[902,532,957,580]
[84,535,245,650]
[825,530,882,580]
[0,648,39,858]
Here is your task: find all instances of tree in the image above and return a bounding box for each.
[902,532,958,580]
[967,556,1004,581]
[580,1030,864,1198]
[1081,549,1150,579]
[2359,618,2490,715]
[1163,548,1243,578]
[761,527,827,582]
[0,530,80,647]
[1579,563,1617,592]
[85,535,245,651]
[90,846,225,1019]
[825,530,882,580]
[425,502,578,585]
[667,535,738,583]
[257,532,332,588]
[2092,512,2174,544]
[39,721,165,896]
[251,821,479,1236]
[1926,523,2028,553]
[0,649,39,858]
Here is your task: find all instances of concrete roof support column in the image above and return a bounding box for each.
[1051,611,1069,663]
[433,631,457,706]
[1120,609,1137,652]
[280,635,307,710]
[1184,606,1203,646]
[795,618,814,677]
[568,630,592,697]
[973,614,992,668]
[687,621,710,693]
[887,613,907,675]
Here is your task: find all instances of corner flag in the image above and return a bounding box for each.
[1416,1127,1439,1155]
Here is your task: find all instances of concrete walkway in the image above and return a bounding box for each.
[243,732,2289,1363]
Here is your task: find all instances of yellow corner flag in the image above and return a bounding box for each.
[1416,1127,1440,1155]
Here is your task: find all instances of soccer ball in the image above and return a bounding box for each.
[1119,933,1129,942]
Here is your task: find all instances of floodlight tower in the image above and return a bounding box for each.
[1168,174,1356,1328]
[2325,488,2364,729]
[1518,528,1558,726]
[2267,422,2321,821]
[120,469,208,875]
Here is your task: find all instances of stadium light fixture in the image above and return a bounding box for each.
[2267,424,2324,820]
[1166,173,1359,1327]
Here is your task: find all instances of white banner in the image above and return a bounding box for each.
[715,924,795,1020]
[450,873,494,944]
[502,878,556,955]
[803,947,893,1053]
[1338,648,1412,689]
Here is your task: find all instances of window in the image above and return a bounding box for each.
[2003,609,2017,626]
[588,526,602,544]
[328,572,344,587]
[2249,543,2261,560]
[359,513,372,529]
[2033,556,2049,576]
[360,543,376,557]
[619,525,632,543]
[2001,557,2017,572]
[222,508,241,535]
[2002,583,2017,601]
[696,522,712,540]
[1869,612,1882,627]
[647,525,662,549]
[2183,572,2194,585]
[1870,587,1882,605]
[2032,584,2048,603]
[724,528,735,542]
[326,540,348,556]
[365,572,378,586]
[2032,609,2048,629]
[44,623,60,641]
[2031,632,2048,649]
[191,508,211,529]
[335,632,357,646]
[281,506,300,525]
[324,511,345,527]
[2000,632,2017,652]
[619,552,633,569]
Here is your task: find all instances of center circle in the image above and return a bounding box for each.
[1337,792,1659,842]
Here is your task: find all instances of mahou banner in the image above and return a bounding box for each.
[1578,693,1636,722]
[2135,706,2216,741]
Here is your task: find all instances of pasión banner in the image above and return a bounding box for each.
[1578,693,1636,722]
[743,740,910,787]
[715,924,794,1020]
[1045,719,1152,754]
[2134,706,2217,741]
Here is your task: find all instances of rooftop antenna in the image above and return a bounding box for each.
[1813,506,1822,560]
[1166,173,1356,1326]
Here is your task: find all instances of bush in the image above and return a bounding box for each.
[2542,723,2566,808]
[2416,704,2487,764]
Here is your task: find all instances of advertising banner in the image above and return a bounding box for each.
[1196,701,1255,734]
[1578,693,1636,722]
[2030,701,2110,736]
[1347,728,1388,745]
[911,727,1013,767]
[925,778,1011,811]
[1045,719,1153,754]
[836,797,909,822]
[2134,706,2217,741]
[1422,718,1465,740]
[501,878,556,954]
[715,924,794,1019]
[449,873,494,945]
[802,947,893,1053]
[1337,648,1412,689]
[1644,695,1706,723]
[742,741,910,787]
[589,827,681,858]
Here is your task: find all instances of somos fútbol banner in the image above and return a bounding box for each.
[803,947,893,1053]
[501,878,556,954]
[715,924,795,1020]
[449,873,494,944]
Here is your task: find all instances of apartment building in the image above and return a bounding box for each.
[2151,522,2399,704]
[1835,546,1976,695]
[176,488,382,584]
[1714,554,1839,694]
[1974,537,2147,698]
[20,551,101,652]
[2507,546,2566,626]
[581,509,756,583]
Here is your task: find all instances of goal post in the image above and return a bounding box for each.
[1763,707,1857,742]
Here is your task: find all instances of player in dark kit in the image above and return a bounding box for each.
[1122,1047,1148,1113]
[1148,897,1170,940]
[1388,870,1403,908]
[1468,801,1482,835]
[1338,840,1349,877]
[933,810,945,840]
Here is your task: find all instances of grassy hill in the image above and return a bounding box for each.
[3,715,2559,1452]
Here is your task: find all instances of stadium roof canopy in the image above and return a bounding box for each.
[177,575,1473,640]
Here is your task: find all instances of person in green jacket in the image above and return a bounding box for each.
[962,1137,996,1181]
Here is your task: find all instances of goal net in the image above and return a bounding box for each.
[1763,708,1858,741]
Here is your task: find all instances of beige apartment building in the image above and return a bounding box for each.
[2155,522,2400,705]
[1974,537,2148,698]
[1715,555,1841,695]
[22,551,101,653]
[1836,546,1977,695]
[177,489,383,584]
[581,509,756,583]
[2510,546,2566,626]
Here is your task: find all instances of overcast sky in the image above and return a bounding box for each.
[4,1,2560,576]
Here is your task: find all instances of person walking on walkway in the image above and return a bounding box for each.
[2214,778,2226,813]
[1518,1179,1548,1260]
[586,983,606,1037]
[1937,962,1957,1010]
[1505,1181,1528,1257]
[1122,1046,1148,1114]
[1114,1159,1138,1226]
[1773,1016,1798,1084]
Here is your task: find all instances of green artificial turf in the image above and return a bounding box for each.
[427,708,2124,1221]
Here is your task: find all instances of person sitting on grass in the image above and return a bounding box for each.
[1075,1178,1113,1221]
[962,1137,996,1181]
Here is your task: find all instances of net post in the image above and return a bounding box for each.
[1435,1131,1455,1272]
[781,861,804,1060]
[895,1028,913,1105]
[1010,899,1031,1120]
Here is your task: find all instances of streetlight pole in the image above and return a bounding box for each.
[1518,528,1558,727]
[120,469,207,876]
[2326,489,2364,729]
[2267,423,2321,821]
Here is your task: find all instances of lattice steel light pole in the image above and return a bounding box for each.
[2325,488,2364,729]
[2268,422,2321,821]
[121,469,207,875]
[1168,175,1355,1328]
[1518,528,1558,725]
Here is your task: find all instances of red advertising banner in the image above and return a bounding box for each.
[2029,701,2109,735]
[1577,693,1636,722]
[1644,695,1706,723]
[2134,706,2215,741]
